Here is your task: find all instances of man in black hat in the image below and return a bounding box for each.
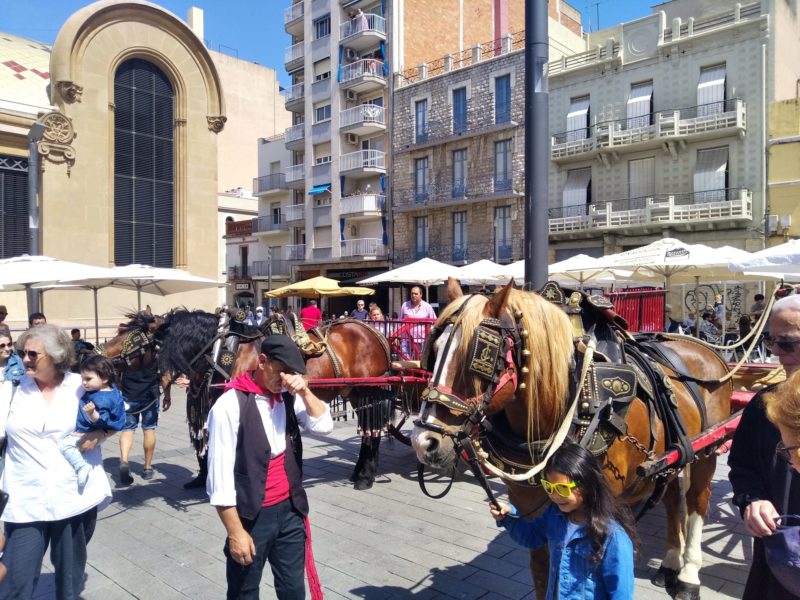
[207,335,332,599]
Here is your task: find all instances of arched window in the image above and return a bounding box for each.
[114,59,174,267]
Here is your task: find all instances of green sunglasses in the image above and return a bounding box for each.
[540,478,578,498]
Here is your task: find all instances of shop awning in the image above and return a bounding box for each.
[308,183,331,195]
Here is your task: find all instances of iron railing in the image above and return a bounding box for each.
[253,173,287,194]
[394,177,520,209]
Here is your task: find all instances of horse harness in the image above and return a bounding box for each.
[416,282,711,518]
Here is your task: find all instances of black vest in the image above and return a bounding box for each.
[233,390,309,520]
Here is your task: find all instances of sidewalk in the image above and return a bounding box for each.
[31,389,749,599]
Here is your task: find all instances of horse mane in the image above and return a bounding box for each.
[122,310,157,332]
[443,289,574,446]
[157,309,220,377]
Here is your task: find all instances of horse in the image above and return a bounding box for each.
[153,309,394,489]
[411,279,732,600]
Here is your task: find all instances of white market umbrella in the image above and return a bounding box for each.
[358,257,461,299]
[455,259,511,287]
[729,239,800,276]
[501,256,631,289]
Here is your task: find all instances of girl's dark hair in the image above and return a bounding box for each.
[544,443,637,563]
[80,355,117,386]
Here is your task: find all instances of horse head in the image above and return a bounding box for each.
[412,278,574,471]
[97,310,161,372]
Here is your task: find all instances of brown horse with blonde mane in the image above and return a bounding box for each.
[412,280,731,600]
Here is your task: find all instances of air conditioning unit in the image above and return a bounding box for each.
[345,133,359,145]
[345,48,359,61]
[345,89,358,102]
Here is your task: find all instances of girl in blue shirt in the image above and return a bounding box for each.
[490,443,636,600]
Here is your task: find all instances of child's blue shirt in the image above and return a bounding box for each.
[76,386,127,432]
[498,503,634,600]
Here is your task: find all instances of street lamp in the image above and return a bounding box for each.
[27,121,47,313]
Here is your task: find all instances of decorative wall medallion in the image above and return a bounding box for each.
[621,14,661,65]
[36,111,77,174]
[207,115,227,133]
[56,80,84,103]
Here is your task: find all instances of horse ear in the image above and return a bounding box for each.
[144,305,152,316]
[447,277,463,301]
[486,281,514,317]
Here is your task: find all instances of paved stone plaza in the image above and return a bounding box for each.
[30,390,749,599]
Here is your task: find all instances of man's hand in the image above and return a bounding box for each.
[162,395,172,412]
[228,530,256,566]
[78,430,109,452]
[489,502,512,522]
[743,499,779,537]
[281,373,308,397]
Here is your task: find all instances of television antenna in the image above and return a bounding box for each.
[585,0,610,32]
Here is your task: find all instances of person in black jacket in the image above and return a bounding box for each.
[729,294,800,600]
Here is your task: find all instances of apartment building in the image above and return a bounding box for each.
[390,5,584,275]
[767,98,800,244]
[547,0,800,259]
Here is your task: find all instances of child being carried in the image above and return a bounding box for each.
[59,355,127,488]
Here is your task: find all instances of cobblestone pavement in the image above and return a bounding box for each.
[28,389,749,599]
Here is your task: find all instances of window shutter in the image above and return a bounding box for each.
[0,157,30,258]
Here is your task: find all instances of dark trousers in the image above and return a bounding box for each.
[225,500,306,600]
[0,507,97,600]
[743,536,800,600]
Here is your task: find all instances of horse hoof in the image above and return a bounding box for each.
[675,582,701,600]
[354,479,374,491]
[651,566,679,588]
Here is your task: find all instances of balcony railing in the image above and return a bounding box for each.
[284,204,305,222]
[284,42,304,67]
[253,173,287,194]
[548,188,753,234]
[394,178,520,210]
[340,59,386,84]
[252,259,290,277]
[252,214,288,234]
[340,149,385,171]
[396,241,518,265]
[400,99,515,148]
[227,265,250,279]
[340,104,385,129]
[284,3,304,25]
[551,98,746,160]
[341,237,386,258]
[285,123,305,144]
[340,13,386,39]
[285,164,305,183]
[285,83,304,107]
[340,193,385,216]
[286,244,306,260]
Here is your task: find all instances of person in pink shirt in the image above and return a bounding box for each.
[299,300,322,330]
[399,286,436,320]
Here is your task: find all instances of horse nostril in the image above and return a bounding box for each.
[426,436,439,454]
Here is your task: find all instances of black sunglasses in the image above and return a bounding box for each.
[0,343,12,350]
[776,441,800,463]
[19,350,43,361]
[764,338,800,353]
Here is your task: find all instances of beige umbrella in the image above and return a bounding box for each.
[266,276,375,299]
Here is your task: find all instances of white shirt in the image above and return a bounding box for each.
[206,387,334,507]
[0,373,112,523]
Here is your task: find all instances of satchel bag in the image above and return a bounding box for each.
[762,514,800,592]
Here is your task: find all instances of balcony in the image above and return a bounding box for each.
[285,123,305,151]
[393,178,522,212]
[286,244,306,260]
[340,193,384,220]
[341,237,387,259]
[340,59,386,93]
[253,173,288,196]
[227,265,251,279]
[340,14,386,52]
[339,149,385,178]
[284,3,304,36]
[285,83,304,112]
[312,203,331,227]
[395,241,518,266]
[284,204,306,223]
[548,188,753,238]
[551,99,747,163]
[340,104,386,136]
[252,214,288,235]
[285,164,305,188]
[284,42,304,71]
[252,259,290,277]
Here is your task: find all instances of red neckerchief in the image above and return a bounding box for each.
[225,372,283,407]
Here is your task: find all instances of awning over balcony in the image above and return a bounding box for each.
[562,167,592,209]
[308,183,331,195]
[627,82,652,128]
[697,64,726,112]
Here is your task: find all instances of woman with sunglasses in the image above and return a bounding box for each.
[0,324,112,599]
[0,333,23,385]
[490,443,635,599]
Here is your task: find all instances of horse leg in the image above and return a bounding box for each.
[653,476,685,590]
[350,436,369,483]
[675,457,716,600]
[354,436,380,491]
[530,547,549,600]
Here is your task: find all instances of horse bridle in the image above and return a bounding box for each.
[98,328,158,369]
[413,296,529,505]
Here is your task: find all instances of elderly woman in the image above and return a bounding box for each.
[0,324,112,599]
[0,332,23,385]
[764,369,800,473]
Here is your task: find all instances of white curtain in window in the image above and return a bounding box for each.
[628,157,655,199]
[697,64,726,117]
[562,168,592,210]
[626,82,653,129]
[694,147,728,202]
[566,97,590,142]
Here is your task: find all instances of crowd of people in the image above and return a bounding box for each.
[1,283,800,599]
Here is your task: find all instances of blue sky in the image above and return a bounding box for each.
[0,0,655,87]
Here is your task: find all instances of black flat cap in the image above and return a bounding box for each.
[261,335,307,374]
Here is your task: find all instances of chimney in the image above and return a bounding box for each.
[187,7,204,41]
[494,0,509,42]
